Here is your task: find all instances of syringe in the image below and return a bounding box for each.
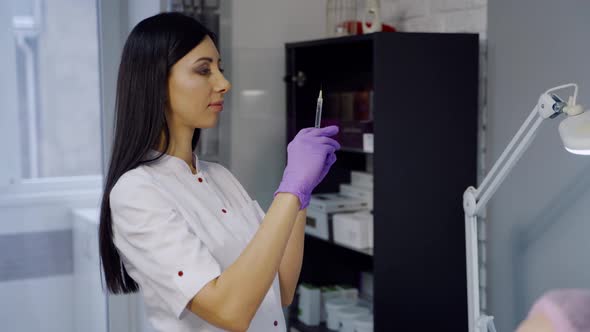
[314,89,323,128]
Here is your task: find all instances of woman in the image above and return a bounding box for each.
[98,12,340,332]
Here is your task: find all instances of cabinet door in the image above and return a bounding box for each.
[373,32,477,331]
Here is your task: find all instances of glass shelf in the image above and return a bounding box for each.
[305,233,373,257]
[339,147,373,154]
[289,320,330,332]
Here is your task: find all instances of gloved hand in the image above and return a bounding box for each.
[315,152,337,189]
[274,126,340,209]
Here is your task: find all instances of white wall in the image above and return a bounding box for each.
[38,0,102,177]
[228,0,325,210]
[487,0,590,330]
[0,1,21,185]
[384,0,486,35]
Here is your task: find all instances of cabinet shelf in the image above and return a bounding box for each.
[305,233,373,257]
[289,319,330,332]
[339,147,372,154]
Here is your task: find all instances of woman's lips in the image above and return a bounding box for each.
[209,101,223,112]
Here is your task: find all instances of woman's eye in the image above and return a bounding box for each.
[195,67,224,75]
[197,68,211,75]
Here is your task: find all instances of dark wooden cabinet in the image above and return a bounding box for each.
[285,32,479,331]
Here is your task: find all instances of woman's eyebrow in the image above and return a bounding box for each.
[193,57,222,64]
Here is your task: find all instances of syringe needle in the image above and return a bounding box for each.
[315,89,323,128]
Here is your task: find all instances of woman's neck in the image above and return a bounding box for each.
[156,130,196,171]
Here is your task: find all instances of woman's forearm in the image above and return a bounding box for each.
[188,193,300,330]
[278,208,306,306]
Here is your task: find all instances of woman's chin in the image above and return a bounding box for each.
[197,119,218,129]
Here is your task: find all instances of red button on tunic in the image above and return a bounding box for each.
[198,177,203,182]
[178,271,183,277]
[273,320,278,326]
[222,209,227,214]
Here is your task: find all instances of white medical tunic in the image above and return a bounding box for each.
[110,151,286,332]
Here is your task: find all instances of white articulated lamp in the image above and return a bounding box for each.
[462,84,590,332]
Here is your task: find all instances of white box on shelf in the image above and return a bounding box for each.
[339,183,373,210]
[320,286,342,323]
[320,286,359,323]
[363,133,374,153]
[326,298,358,330]
[360,271,374,302]
[309,193,369,214]
[337,285,359,301]
[297,284,321,326]
[332,211,374,250]
[350,171,373,189]
[305,208,331,240]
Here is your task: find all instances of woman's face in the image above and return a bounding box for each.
[167,36,231,130]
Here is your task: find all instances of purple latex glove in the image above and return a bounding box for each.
[274,126,340,209]
[315,152,337,188]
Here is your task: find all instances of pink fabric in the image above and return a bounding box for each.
[527,289,590,332]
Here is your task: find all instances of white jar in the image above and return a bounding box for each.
[326,298,357,330]
[336,307,370,332]
[352,314,374,332]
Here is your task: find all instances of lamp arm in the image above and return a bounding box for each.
[475,115,545,214]
[471,83,578,214]
[463,110,545,332]
[462,83,579,332]
[475,107,538,201]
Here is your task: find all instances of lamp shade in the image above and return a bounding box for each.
[559,110,590,155]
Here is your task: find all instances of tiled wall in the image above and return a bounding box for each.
[381,0,486,36]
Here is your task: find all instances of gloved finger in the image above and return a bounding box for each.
[308,125,339,137]
[309,143,335,157]
[296,127,316,138]
[312,136,341,150]
[319,144,337,156]
[325,152,337,167]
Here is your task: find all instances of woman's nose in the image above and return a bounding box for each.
[216,75,231,94]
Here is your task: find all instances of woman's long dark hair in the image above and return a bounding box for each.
[99,12,216,294]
